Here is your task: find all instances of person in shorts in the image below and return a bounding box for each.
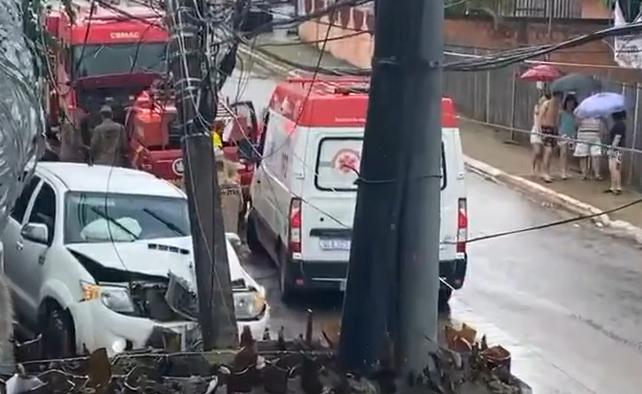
[606,111,626,195]
[530,91,548,177]
[574,117,604,180]
[538,91,562,182]
[558,95,578,180]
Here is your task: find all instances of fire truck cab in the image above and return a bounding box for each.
[43,0,168,143]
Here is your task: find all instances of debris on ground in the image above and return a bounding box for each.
[0,318,530,394]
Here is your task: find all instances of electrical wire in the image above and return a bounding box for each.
[463,198,642,244]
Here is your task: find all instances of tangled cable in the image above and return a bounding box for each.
[0,0,43,231]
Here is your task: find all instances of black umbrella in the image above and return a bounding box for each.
[550,73,601,95]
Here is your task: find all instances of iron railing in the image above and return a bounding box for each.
[498,0,583,19]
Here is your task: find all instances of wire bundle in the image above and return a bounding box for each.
[0,0,43,231]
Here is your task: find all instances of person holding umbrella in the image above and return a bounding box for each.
[530,86,548,177]
[521,65,561,178]
[574,92,627,183]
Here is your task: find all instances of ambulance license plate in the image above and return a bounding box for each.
[319,239,351,251]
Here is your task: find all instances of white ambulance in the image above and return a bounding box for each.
[247,78,468,305]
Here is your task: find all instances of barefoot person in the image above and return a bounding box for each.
[538,91,563,182]
[531,91,548,177]
[559,95,578,180]
[606,111,626,195]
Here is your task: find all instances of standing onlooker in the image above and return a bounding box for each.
[574,116,604,180]
[606,111,626,195]
[538,90,563,182]
[216,150,243,235]
[530,91,548,177]
[90,105,130,167]
[59,119,87,163]
[558,95,578,180]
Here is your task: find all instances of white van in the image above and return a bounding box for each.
[247,78,467,304]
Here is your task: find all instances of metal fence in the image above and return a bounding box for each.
[497,0,582,19]
[444,45,642,191]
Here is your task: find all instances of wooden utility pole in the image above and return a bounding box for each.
[167,0,238,349]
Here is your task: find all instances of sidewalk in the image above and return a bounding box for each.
[241,32,642,243]
[460,119,642,231]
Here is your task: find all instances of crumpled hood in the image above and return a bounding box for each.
[66,237,251,289]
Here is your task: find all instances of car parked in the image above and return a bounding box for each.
[2,162,269,357]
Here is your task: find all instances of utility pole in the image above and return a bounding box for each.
[395,0,443,378]
[339,0,443,381]
[167,0,238,349]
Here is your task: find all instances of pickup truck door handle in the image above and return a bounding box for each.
[38,254,46,265]
[16,241,23,251]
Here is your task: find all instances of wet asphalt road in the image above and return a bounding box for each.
[223,71,642,394]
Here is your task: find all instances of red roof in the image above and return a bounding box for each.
[269,77,458,128]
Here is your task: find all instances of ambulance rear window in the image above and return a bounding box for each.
[315,137,363,191]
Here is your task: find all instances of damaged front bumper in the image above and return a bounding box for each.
[68,299,269,357]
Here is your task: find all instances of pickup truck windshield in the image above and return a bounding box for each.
[65,192,189,243]
[73,43,166,77]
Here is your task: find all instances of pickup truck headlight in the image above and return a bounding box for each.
[233,290,266,320]
[81,282,135,314]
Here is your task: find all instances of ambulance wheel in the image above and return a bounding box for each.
[438,288,452,311]
[246,211,264,255]
[278,247,294,303]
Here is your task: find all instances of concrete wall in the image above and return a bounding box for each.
[581,0,611,18]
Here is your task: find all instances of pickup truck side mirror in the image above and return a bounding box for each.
[21,223,49,245]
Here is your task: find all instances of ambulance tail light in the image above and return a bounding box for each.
[289,198,302,255]
[456,198,468,254]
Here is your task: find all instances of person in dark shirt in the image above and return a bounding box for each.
[607,111,627,195]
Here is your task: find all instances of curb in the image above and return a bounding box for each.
[464,156,642,245]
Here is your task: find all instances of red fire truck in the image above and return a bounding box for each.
[43,0,168,141]
[126,85,260,192]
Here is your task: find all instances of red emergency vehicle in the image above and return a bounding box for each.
[43,0,168,138]
[126,86,260,191]
[247,77,467,302]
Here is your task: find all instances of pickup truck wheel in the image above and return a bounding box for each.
[438,288,453,311]
[246,211,265,255]
[43,307,76,358]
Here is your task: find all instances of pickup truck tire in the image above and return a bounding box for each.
[246,211,265,255]
[43,307,75,358]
